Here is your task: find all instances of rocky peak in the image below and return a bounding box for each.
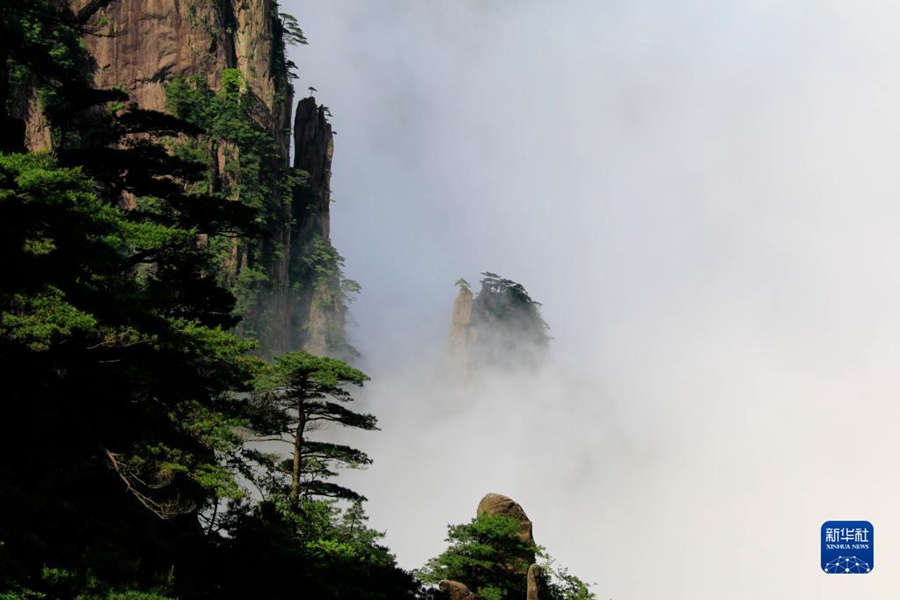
[447,281,476,379]
[439,493,546,600]
[477,493,535,544]
[289,94,352,360]
[447,273,550,377]
[293,95,334,241]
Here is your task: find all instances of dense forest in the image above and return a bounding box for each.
[0,2,594,598]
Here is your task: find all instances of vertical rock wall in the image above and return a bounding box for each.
[293,96,333,242]
[71,0,232,111]
[70,0,292,136]
[448,284,476,380]
[291,95,351,359]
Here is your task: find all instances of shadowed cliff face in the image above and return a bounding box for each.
[294,95,334,242]
[291,95,355,360]
[292,96,337,358]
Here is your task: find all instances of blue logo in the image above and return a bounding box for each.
[821,521,873,574]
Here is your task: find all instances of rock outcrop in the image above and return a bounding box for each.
[526,564,544,600]
[441,493,546,599]
[477,493,535,545]
[447,282,476,379]
[293,96,334,242]
[291,96,351,359]
[447,274,549,377]
[438,580,478,600]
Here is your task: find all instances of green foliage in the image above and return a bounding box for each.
[0,150,257,596]
[0,0,125,153]
[538,564,597,600]
[476,272,549,335]
[0,152,131,350]
[164,71,303,345]
[1,287,97,351]
[279,12,308,47]
[165,72,284,218]
[274,10,305,80]
[419,513,596,600]
[298,236,361,305]
[2,2,93,103]
[250,351,374,503]
[288,234,361,360]
[419,514,538,598]
[0,566,176,600]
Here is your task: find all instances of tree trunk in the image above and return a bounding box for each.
[289,406,304,502]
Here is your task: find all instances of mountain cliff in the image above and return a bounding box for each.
[19,0,350,359]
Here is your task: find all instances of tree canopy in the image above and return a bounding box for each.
[0,147,257,598]
[469,272,550,369]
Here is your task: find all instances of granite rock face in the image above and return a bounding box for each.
[477,493,535,545]
[447,284,475,379]
[68,0,291,137]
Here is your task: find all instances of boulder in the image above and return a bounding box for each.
[439,579,477,600]
[477,493,534,543]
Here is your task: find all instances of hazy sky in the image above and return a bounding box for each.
[283,2,900,598]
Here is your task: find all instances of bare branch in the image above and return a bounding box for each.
[102,447,196,520]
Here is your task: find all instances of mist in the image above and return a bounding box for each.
[283,2,900,598]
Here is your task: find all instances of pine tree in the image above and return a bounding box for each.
[0,151,260,596]
[251,351,375,503]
